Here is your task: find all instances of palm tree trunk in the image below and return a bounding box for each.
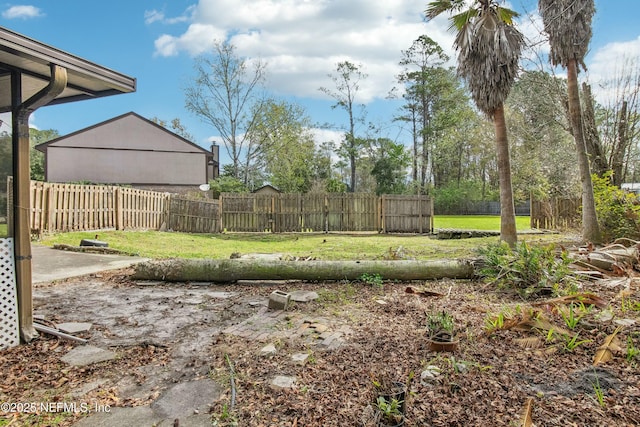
[492,105,517,246]
[567,59,602,244]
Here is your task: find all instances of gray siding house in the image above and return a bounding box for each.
[36,112,219,193]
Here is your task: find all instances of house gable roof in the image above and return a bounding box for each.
[36,111,211,154]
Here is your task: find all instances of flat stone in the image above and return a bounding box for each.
[61,345,116,367]
[291,353,310,365]
[289,290,319,302]
[260,344,277,355]
[270,375,296,390]
[70,378,109,398]
[57,322,92,334]
[151,379,221,419]
[73,405,161,427]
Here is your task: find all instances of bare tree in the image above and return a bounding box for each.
[319,61,367,192]
[185,40,266,183]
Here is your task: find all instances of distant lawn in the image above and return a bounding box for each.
[37,220,565,262]
[434,215,531,231]
[0,223,7,237]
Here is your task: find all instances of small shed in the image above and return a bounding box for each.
[253,184,281,195]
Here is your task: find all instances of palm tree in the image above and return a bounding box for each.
[426,0,523,246]
[538,0,602,244]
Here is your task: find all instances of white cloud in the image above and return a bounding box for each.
[145,6,195,25]
[154,24,226,57]
[152,0,446,102]
[144,9,165,25]
[587,37,640,104]
[2,5,43,19]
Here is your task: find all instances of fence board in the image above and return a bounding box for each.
[382,195,433,233]
[530,197,580,230]
[168,196,220,233]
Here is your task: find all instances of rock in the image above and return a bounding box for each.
[289,290,319,302]
[61,345,116,367]
[420,365,441,386]
[291,353,310,365]
[270,375,296,390]
[57,322,92,334]
[151,379,221,419]
[260,344,277,355]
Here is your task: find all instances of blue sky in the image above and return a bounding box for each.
[1,0,639,166]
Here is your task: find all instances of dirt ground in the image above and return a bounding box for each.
[2,265,640,426]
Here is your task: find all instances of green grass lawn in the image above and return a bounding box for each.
[434,215,531,231]
[38,216,565,261]
[0,223,6,237]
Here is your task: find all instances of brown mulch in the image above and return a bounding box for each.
[2,274,640,426]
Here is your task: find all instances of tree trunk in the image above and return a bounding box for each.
[133,259,477,282]
[611,100,628,186]
[492,105,517,247]
[581,82,609,177]
[567,59,602,244]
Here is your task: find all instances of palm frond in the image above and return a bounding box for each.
[449,9,478,31]
[495,6,520,25]
[425,0,467,20]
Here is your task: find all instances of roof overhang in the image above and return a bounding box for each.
[0,26,136,113]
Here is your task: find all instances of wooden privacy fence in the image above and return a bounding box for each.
[7,179,433,234]
[530,197,581,230]
[8,178,170,232]
[219,193,433,233]
[166,195,220,233]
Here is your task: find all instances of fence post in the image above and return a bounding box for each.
[115,187,123,230]
[380,195,385,233]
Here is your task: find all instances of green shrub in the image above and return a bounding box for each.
[592,172,640,242]
[478,242,574,298]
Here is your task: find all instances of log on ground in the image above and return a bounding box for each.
[132,259,477,282]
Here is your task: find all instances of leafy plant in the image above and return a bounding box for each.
[592,171,640,242]
[559,303,591,330]
[375,396,404,425]
[478,242,575,298]
[561,333,591,352]
[626,336,640,363]
[359,273,384,288]
[427,311,455,341]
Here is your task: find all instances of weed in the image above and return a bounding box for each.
[559,303,591,330]
[478,242,575,298]
[626,336,640,363]
[359,273,384,288]
[621,297,640,313]
[212,403,238,426]
[561,333,591,352]
[545,328,555,343]
[590,371,606,408]
[484,311,505,333]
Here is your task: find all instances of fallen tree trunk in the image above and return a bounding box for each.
[132,259,478,282]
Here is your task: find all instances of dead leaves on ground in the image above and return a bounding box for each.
[593,327,624,366]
